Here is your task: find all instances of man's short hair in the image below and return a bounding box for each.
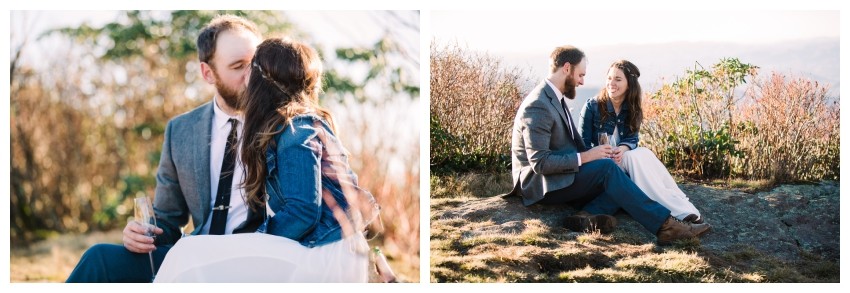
[550,45,585,73]
[197,14,262,65]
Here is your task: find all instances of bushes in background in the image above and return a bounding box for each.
[430,41,528,173]
[643,58,839,182]
[430,45,840,183]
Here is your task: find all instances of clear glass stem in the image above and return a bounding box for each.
[148,251,156,282]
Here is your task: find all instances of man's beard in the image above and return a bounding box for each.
[215,78,242,110]
[563,74,577,100]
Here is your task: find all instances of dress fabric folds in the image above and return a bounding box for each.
[154,233,368,282]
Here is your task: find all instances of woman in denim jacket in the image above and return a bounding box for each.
[155,38,384,282]
[578,60,704,224]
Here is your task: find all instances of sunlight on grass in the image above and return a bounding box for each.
[558,266,640,282]
[559,265,594,279]
[741,272,765,282]
[484,244,534,263]
[10,230,123,282]
[432,216,471,228]
[575,230,614,244]
[454,219,553,248]
[430,173,838,283]
[430,173,512,199]
[459,256,490,271]
[617,251,709,272]
[517,219,549,245]
[615,251,710,282]
[460,233,513,247]
[430,196,477,211]
[728,178,773,190]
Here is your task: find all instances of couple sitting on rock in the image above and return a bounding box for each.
[505,45,710,245]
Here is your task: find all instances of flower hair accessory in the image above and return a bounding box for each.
[253,62,291,95]
[621,65,639,78]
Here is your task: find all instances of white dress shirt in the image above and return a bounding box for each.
[544,79,582,166]
[201,97,249,235]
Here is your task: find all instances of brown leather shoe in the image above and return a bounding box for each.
[565,210,617,234]
[656,216,712,245]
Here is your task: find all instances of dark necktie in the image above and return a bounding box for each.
[210,118,238,235]
[560,98,576,139]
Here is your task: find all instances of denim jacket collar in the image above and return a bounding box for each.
[605,98,630,116]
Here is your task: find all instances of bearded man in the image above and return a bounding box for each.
[67,15,263,282]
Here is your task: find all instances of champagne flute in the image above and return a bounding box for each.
[609,134,618,156]
[134,196,157,282]
[598,132,609,146]
[598,132,611,158]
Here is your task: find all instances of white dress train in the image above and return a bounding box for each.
[613,127,700,220]
[153,233,369,283]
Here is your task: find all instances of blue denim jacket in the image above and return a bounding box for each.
[578,96,639,150]
[258,114,376,248]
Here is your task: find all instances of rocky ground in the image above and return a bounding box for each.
[431,179,840,282]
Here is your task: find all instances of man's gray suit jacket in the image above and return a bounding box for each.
[508,81,587,206]
[151,102,262,245]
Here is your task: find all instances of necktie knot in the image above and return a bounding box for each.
[227,118,239,136]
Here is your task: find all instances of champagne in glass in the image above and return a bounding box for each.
[609,134,618,156]
[134,196,157,282]
[598,132,610,158]
[598,132,609,146]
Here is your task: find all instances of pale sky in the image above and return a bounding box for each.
[432,10,839,53]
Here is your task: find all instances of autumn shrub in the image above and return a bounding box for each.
[430,41,529,173]
[330,100,420,277]
[642,58,756,178]
[734,73,839,182]
[643,58,838,182]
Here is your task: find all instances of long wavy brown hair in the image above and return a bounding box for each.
[239,37,337,211]
[596,59,643,132]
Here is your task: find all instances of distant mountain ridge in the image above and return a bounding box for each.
[503,37,839,99]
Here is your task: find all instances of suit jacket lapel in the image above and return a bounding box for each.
[542,83,570,130]
[195,102,214,226]
[542,82,588,151]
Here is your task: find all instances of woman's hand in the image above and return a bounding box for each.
[611,145,630,164]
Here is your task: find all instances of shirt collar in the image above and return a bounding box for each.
[544,79,565,102]
[212,96,243,130]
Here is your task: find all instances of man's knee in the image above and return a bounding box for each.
[597,158,619,171]
[68,243,120,282]
[584,159,619,172]
[80,243,125,264]
[86,243,119,254]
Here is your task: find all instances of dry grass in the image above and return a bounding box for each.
[430,173,512,199]
[429,173,840,283]
[10,230,123,282]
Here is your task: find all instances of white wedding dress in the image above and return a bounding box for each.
[613,126,701,221]
[153,233,369,283]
